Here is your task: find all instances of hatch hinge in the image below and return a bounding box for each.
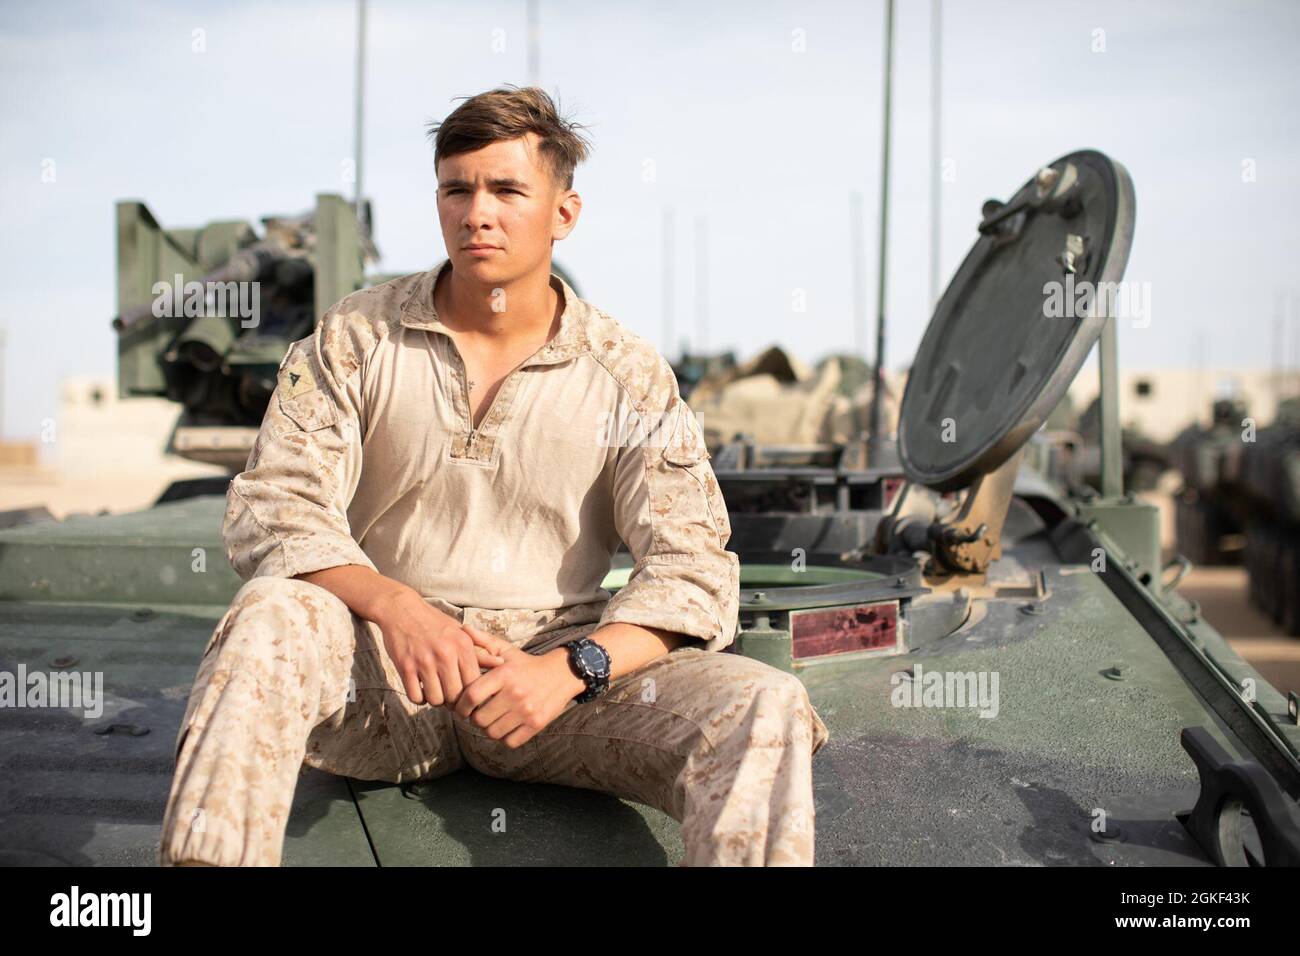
[879,447,1024,576]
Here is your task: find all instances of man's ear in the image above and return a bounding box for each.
[553,190,582,240]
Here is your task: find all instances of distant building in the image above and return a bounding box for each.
[1068,367,1295,442]
[0,377,225,518]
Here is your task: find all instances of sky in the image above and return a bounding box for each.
[1,0,1298,441]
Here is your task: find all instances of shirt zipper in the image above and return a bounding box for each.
[461,353,477,444]
[452,337,556,450]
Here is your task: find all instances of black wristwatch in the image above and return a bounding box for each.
[566,638,612,703]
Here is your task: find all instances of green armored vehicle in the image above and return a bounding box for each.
[1025,393,1172,499]
[1171,397,1252,567]
[2,152,1298,867]
[670,350,737,401]
[1239,398,1300,635]
[113,194,378,478]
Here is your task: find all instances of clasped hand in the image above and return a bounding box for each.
[375,589,575,749]
[453,624,579,749]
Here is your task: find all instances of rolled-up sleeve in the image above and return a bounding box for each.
[222,307,378,582]
[597,361,741,652]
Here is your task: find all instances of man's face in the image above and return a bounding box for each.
[435,132,580,286]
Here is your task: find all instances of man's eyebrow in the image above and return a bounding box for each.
[438,177,531,190]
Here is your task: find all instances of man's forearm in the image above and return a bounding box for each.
[293,564,414,626]
[539,622,694,698]
[296,569,691,697]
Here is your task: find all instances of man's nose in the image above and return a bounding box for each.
[462,188,496,231]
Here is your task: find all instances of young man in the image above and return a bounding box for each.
[158,85,829,867]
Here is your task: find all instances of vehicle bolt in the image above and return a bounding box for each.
[1090,823,1125,844]
[92,723,150,737]
[1102,665,1126,681]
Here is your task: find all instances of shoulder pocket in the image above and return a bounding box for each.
[661,400,711,467]
[274,353,339,432]
[278,386,340,432]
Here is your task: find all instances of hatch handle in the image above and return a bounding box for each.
[978,162,1082,236]
[1161,555,1192,594]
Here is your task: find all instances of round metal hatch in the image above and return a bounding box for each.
[898,149,1136,491]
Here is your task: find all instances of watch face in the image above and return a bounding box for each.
[579,644,609,676]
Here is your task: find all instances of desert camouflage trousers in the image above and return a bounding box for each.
[158,577,830,867]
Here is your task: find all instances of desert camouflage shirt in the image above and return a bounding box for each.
[221,258,740,654]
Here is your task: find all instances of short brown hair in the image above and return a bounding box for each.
[426,85,592,191]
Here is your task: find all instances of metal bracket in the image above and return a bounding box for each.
[878,448,1023,576]
[928,447,1024,574]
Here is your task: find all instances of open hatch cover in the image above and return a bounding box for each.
[898,149,1136,492]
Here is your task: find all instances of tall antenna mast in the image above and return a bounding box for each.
[929,0,942,309]
[663,205,676,357]
[851,190,866,359]
[0,324,6,442]
[1274,288,1284,407]
[695,214,709,353]
[353,0,368,232]
[868,0,896,465]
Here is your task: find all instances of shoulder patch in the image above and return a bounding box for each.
[281,361,317,398]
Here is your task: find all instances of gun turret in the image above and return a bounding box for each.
[112,195,374,468]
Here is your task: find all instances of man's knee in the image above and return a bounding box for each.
[748,668,812,721]
[206,576,345,681]
[711,661,826,753]
[229,574,338,617]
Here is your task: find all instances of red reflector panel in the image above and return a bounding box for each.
[883,477,904,511]
[791,602,899,660]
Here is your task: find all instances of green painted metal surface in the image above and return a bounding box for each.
[0,497,241,604]
[352,775,683,867]
[1077,498,1162,586]
[0,498,1289,866]
[0,601,373,866]
[1,488,1293,865]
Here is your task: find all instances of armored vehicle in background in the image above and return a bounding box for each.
[113,195,378,476]
[1239,398,1300,634]
[670,350,736,401]
[1171,398,1251,566]
[1077,396,1173,494]
[1018,393,1173,499]
[1,153,1298,867]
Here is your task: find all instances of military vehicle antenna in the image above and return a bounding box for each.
[353,0,368,232]
[662,205,675,356]
[929,0,943,309]
[868,0,895,466]
[695,214,709,352]
[851,190,866,361]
